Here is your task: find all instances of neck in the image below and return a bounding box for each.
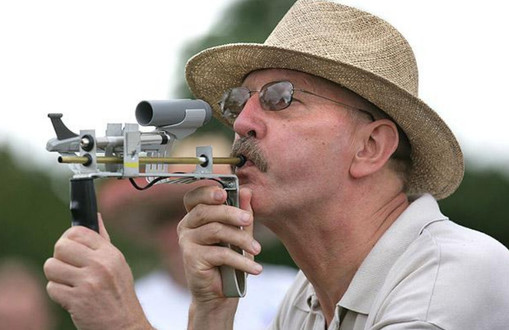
[263,191,409,324]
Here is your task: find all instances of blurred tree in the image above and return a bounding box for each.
[439,168,509,247]
[174,0,297,139]
[0,147,75,329]
[0,148,68,265]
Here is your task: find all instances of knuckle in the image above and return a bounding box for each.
[183,186,208,207]
[176,218,185,235]
[66,225,89,239]
[94,260,115,281]
[43,258,54,275]
[205,222,223,238]
[217,246,230,261]
[111,250,128,270]
[183,190,196,210]
[45,281,55,295]
[222,205,233,219]
[53,238,67,255]
[107,244,122,259]
[223,205,242,224]
[240,230,253,244]
[181,248,195,264]
[46,282,69,309]
[81,277,100,292]
[177,230,187,247]
[192,203,207,219]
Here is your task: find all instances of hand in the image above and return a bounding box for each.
[177,186,262,329]
[44,215,152,330]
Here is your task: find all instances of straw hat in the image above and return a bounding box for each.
[185,0,464,199]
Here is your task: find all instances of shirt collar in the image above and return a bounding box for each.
[293,272,318,313]
[338,193,448,314]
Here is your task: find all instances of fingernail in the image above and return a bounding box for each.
[214,190,224,201]
[252,240,261,253]
[240,212,251,224]
[254,263,263,274]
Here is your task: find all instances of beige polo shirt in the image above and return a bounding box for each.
[269,194,509,329]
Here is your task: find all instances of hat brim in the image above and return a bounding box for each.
[186,43,464,199]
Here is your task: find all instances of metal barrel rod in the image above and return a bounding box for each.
[58,156,243,166]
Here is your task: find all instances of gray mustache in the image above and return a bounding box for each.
[231,137,268,172]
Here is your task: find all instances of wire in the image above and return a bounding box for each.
[128,177,166,191]
[128,175,227,191]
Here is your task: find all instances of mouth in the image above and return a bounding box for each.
[231,154,254,174]
[236,155,247,168]
[230,136,268,173]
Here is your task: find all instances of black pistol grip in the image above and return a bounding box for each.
[70,177,99,233]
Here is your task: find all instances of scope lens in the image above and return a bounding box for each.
[135,101,154,125]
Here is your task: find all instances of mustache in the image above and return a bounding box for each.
[230,136,268,172]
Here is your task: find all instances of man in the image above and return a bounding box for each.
[179,0,509,329]
[44,1,509,329]
[98,135,297,330]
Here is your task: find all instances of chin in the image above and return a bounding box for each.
[249,194,274,221]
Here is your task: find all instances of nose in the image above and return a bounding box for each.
[232,93,267,139]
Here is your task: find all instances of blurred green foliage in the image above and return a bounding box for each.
[175,0,297,139]
[0,148,75,329]
[439,169,509,246]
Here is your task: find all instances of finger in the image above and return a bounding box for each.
[189,244,263,276]
[189,222,261,256]
[44,257,81,286]
[238,188,260,259]
[239,188,254,237]
[53,236,95,267]
[46,280,73,309]
[184,185,227,212]
[97,213,111,242]
[183,203,252,229]
[63,225,107,251]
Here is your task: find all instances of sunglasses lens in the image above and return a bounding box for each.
[260,81,293,111]
[220,81,295,120]
[220,87,251,119]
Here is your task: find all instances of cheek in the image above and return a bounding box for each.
[281,119,356,178]
[269,129,343,178]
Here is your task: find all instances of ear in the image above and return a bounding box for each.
[350,119,399,179]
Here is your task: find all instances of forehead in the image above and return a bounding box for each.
[242,69,330,89]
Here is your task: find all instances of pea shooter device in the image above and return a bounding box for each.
[46,99,246,298]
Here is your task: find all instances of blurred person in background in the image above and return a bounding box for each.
[98,134,297,330]
[0,257,55,330]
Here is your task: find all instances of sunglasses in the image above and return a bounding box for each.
[219,80,375,122]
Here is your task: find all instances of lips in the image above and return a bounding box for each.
[236,155,247,168]
[231,137,268,173]
[230,154,254,175]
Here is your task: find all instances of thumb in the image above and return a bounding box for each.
[97,213,111,242]
[239,187,253,214]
